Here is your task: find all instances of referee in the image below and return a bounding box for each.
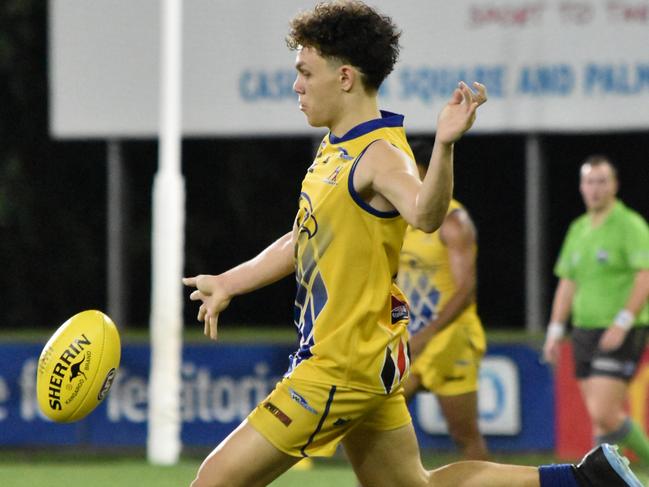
[543,155,649,465]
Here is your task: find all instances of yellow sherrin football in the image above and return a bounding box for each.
[37,310,121,422]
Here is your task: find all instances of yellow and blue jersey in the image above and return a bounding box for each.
[287,111,414,395]
[397,200,483,340]
[397,200,486,394]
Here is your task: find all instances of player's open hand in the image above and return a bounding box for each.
[182,274,232,341]
[435,81,487,145]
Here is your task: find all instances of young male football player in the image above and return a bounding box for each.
[544,156,649,466]
[184,2,642,486]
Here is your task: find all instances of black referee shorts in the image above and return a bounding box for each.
[572,326,649,381]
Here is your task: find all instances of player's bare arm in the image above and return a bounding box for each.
[543,278,576,364]
[360,82,487,232]
[409,209,478,355]
[599,268,649,352]
[182,231,295,340]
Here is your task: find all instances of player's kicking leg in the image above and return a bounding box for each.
[344,422,538,487]
[343,422,643,487]
[190,419,299,487]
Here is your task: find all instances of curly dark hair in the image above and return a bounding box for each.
[286,1,401,92]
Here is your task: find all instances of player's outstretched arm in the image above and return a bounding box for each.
[182,231,295,340]
[368,82,487,233]
[416,81,487,232]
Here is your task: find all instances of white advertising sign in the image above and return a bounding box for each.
[50,0,649,137]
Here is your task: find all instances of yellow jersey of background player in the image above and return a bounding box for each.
[398,199,486,396]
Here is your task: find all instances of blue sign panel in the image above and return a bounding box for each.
[411,344,554,451]
[0,342,552,450]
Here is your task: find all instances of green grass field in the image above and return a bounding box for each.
[0,460,353,487]
[1,451,648,487]
[0,452,533,487]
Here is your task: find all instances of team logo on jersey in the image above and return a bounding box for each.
[323,165,343,185]
[296,192,318,239]
[337,147,355,161]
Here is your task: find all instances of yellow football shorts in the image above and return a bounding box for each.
[247,376,411,457]
[411,320,486,396]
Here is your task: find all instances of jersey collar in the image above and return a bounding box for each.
[328,110,404,145]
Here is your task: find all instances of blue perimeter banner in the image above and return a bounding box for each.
[0,342,553,451]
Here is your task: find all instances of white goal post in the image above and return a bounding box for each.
[147,0,184,465]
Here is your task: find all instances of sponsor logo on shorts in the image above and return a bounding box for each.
[264,401,292,426]
[288,388,318,415]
